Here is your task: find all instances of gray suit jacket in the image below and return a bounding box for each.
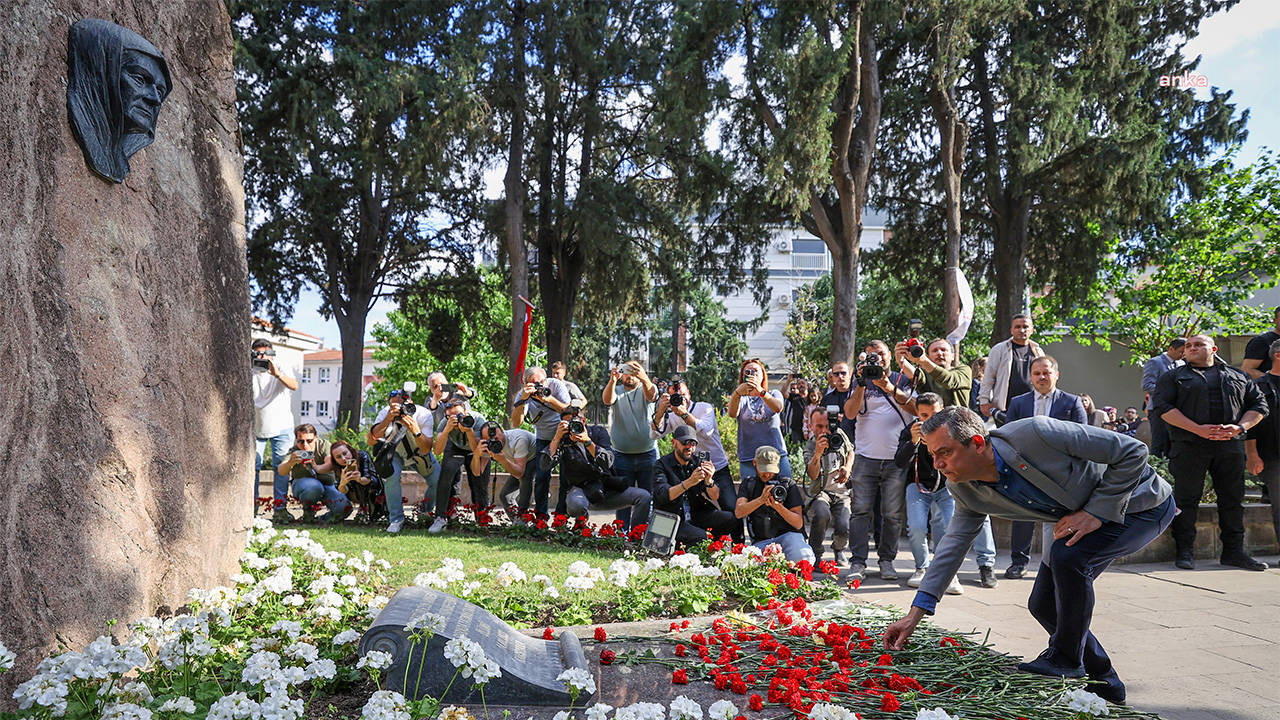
[918,416,1173,603]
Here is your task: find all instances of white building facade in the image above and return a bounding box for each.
[298,348,384,432]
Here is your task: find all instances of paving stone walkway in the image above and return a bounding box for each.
[857,549,1280,720]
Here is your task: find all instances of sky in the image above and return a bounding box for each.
[279,0,1280,348]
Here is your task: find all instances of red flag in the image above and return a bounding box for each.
[514,295,535,386]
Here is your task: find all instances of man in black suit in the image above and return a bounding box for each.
[1003,355,1087,578]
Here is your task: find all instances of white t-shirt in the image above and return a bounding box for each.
[252,367,296,438]
[373,405,436,458]
[853,386,913,460]
[656,401,729,470]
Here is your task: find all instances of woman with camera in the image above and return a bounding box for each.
[735,446,814,562]
[729,358,791,483]
[315,440,386,523]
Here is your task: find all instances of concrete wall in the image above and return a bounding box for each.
[1037,336,1146,411]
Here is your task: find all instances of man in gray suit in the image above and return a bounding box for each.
[883,407,1174,706]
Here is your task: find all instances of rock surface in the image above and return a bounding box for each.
[0,0,250,699]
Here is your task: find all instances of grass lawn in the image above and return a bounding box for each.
[305,525,622,589]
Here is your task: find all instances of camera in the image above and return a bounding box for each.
[295,450,313,462]
[906,318,925,358]
[458,414,475,429]
[858,352,884,381]
[767,479,792,503]
[568,419,586,436]
[481,422,503,453]
[669,392,685,407]
[744,366,760,381]
[530,382,552,398]
[251,348,276,371]
[485,439,504,454]
[693,450,711,465]
[824,405,844,451]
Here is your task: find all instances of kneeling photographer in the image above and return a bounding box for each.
[735,446,815,563]
[471,421,539,518]
[276,424,351,524]
[654,425,741,545]
[367,385,438,534]
[431,400,490,533]
[804,406,854,567]
[653,379,739,517]
[542,406,652,529]
[326,441,386,523]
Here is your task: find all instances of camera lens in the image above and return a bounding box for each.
[671,393,684,407]
[569,419,585,435]
[909,344,925,358]
[769,484,787,502]
[460,414,475,428]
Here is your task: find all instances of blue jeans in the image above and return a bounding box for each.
[738,454,794,484]
[611,449,657,525]
[293,477,351,517]
[753,531,815,564]
[386,452,440,525]
[256,431,293,507]
[906,484,996,569]
[850,456,907,566]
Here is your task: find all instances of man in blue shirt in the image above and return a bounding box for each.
[882,407,1174,707]
[1142,337,1185,458]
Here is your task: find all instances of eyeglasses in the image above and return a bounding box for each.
[297,438,316,444]
[831,370,848,377]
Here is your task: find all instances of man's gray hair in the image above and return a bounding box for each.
[1270,337,1280,359]
[916,392,944,409]
[427,370,446,384]
[920,406,988,446]
[523,366,545,382]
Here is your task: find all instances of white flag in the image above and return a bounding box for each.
[946,267,975,347]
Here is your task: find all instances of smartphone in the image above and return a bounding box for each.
[442,382,458,395]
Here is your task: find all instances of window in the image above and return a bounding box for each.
[301,368,312,383]
[318,368,331,383]
[316,401,330,418]
[300,401,312,416]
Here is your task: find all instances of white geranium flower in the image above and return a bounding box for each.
[306,658,338,682]
[158,696,197,714]
[643,558,666,572]
[669,554,701,570]
[404,612,446,634]
[361,691,410,720]
[205,692,259,720]
[281,594,305,607]
[495,562,528,587]
[461,581,482,597]
[357,650,394,672]
[472,658,501,685]
[557,667,597,696]
[259,692,304,720]
[241,651,282,686]
[707,700,738,720]
[532,574,554,587]
[669,696,702,720]
[915,709,960,720]
[543,586,561,599]
[443,638,488,677]
[284,642,319,664]
[0,639,17,671]
[690,566,722,578]
[553,712,572,720]
[616,702,665,720]
[332,630,362,646]
[567,561,593,577]
[563,575,596,592]
[269,621,302,640]
[230,573,255,586]
[340,574,359,587]
[102,702,153,720]
[1063,688,1110,716]
[312,606,341,622]
[809,703,858,720]
[585,704,614,720]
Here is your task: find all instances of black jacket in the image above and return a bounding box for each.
[540,425,628,502]
[894,422,943,492]
[1153,361,1268,444]
[1247,373,1280,461]
[653,453,721,518]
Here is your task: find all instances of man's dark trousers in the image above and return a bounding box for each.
[1149,412,1171,458]
[1168,439,1247,555]
[1027,497,1175,687]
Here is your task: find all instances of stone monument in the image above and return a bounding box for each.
[361,587,592,705]
[0,1,251,702]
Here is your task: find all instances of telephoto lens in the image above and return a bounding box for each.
[670,393,685,407]
[460,414,476,428]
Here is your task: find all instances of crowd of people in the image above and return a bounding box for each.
[251,307,1280,581]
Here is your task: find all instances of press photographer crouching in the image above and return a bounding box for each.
[804,406,854,566]
[471,421,538,518]
[432,400,491,533]
[735,446,815,563]
[328,441,386,523]
[276,424,352,523]
[654,425,741,546]
[542,405,652,528]
[367,385,437,534]
[653,379,740,533]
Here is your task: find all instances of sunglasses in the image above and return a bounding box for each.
[676,438,699,447]
[831,370,848,376]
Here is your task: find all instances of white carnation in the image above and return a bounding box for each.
[707,700,738,720]
[809,703,858,720]
[1063,688,1110,716]
[669,696,702,720]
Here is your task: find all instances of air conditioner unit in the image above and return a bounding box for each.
[777,293,791,308]
[774,239,791,254]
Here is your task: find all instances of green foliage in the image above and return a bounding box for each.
[1037,154,1280,364]
[370,268,545,423]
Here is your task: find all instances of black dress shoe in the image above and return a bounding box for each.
[1088,677,1126,705]
[979,565,999,588]
[1221,554,1268,571]
[1004,564,1026,580]
[1175,554,1195,570]
[1017,654,1086,679]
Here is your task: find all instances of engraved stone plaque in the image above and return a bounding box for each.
[359,586,591,705]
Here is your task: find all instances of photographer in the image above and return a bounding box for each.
[803,407,854,566]
[251,339,300,521]
[510,366,573,516]
[471,422,539,518]
[603,359,660,527]
[821,362,857,439]
[843,340,916,581]
[735,446,814,563]
[367,386,437,534]
[894,337,972,409]
[276,424,351,524]
[729,358,791,481]
[894,394,992,594]
[425,372,477,429]
[781,375,810,444]
[551,361,588,405]
[430,400,490,533]
[543,405,651,528]
[323,441,386,523]
[653,379,739,522]
[654,425,740,545]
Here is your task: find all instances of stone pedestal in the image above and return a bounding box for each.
[0,0,250,700]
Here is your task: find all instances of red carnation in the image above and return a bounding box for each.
[848,578,862,590]
[681,620,691,629]
[599,649,616,665]
[675,644,687,657]
[542,627,555,640]
[748,694,764,711]
[880,693,901,712]
[594,627,608,643]
[672,668,688,684]
[784,573,801,590]
[876,653,894,666]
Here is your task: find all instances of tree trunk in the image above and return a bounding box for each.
[503,0,527,419]
[830,242,861,364]
[333,306,369,432]
[928,82,967,346]
[542,250,583,363]
[991,199,1030,343]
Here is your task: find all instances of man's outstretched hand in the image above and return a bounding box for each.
[883,607,926,651]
